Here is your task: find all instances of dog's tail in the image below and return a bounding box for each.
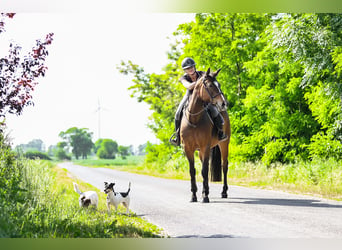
[73,182,83,195]
[127,182,131,194]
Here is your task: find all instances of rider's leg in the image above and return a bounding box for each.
[170,91,189,146]
[207,104,228,141]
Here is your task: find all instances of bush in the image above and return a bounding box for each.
[55,148,72,160]
[0,132,26,236]
[24,151,51,160]
[308,132,342,160]
[96,139,118,159]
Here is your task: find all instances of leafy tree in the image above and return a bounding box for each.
[15,139,44,153]
[118,145,130,159]
[259,13,342,161]
[137,143,147,155]
[93,139,103,154]
[0,13,54,118]
[54,141,71,160]
[59,127,93,160]
[95,138,118,159]
[0,13,53,231]
[119,13,342,165]
[117,59,183,164]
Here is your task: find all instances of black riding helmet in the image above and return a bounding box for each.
[181,57,196,70]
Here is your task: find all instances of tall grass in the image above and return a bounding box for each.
[228,159,342,200]
[0,159,162,237]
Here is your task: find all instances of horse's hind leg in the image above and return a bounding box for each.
[219,142,229,198]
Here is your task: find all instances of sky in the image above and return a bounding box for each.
[2,12,195,149]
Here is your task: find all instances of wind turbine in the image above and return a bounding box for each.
[94,98,108,140]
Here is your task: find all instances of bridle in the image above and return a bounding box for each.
[201,75,224,102]
[185,75,226,128]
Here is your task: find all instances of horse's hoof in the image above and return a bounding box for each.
[190,196,197,202]
[221,193,228,198]
[202,197,210,203]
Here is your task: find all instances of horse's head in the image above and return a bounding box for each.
[197,68,227,111]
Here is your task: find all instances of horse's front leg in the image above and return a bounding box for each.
[186,150,197,202]
[200,148,210,203]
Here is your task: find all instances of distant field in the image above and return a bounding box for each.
[74,155,145,167]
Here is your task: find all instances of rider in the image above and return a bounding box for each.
[170,57,228,146]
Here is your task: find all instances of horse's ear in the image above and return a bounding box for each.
[212,68,221,78]
[206,67,211,76]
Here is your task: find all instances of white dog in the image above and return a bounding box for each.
[73,182,98,209]
[104,181,131,214]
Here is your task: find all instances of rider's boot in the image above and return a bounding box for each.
[170,119,181,146]
[213,114,228,141]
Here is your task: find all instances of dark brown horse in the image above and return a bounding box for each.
[180,68,231,203]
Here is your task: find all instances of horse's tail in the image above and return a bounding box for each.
[210,145,222,182]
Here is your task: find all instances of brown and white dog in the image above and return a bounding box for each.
[73,182,98,209]
[104,181,131,214]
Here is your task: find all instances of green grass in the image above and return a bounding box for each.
[74,155,145,167]
[0,159,163,238]
[227,159,342,200]
[74,156,342,201]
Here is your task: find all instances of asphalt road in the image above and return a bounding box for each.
[59,162,342,238]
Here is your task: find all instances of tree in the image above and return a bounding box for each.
[119,13,342,165]
[0,13,54,118]
[137,143,147,155]
[54,141,71,160]
[95,139,118,159]
[15,139,44,153]
[118,145,130,159]
[59,127,93,160]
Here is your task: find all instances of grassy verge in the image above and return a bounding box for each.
[0,159,163,237]
[228,160,342,201]
[73,156,342,201]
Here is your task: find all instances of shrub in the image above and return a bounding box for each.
[55,148,72,160]
[24,151,51,160]
[307,132,342,160]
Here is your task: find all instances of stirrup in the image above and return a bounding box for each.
[169,133,179,146]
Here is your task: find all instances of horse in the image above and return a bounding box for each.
[180,68,231,203]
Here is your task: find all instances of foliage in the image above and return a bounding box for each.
[0,130,25,237]
[0,13,54,118]
[55,148,71,161]
[54,141,71,160]
[15,138,44,153]
[307,132,342,160]
[24,150,51,160]
[0,158,162,237]
[95,138,118,159]
[118,13,342,166]
[118,60,183,141]
[59,127,93,160]
[118,145,131,159]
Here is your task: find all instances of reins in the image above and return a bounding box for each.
[184,76,214,128]
[185,105,206,128]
